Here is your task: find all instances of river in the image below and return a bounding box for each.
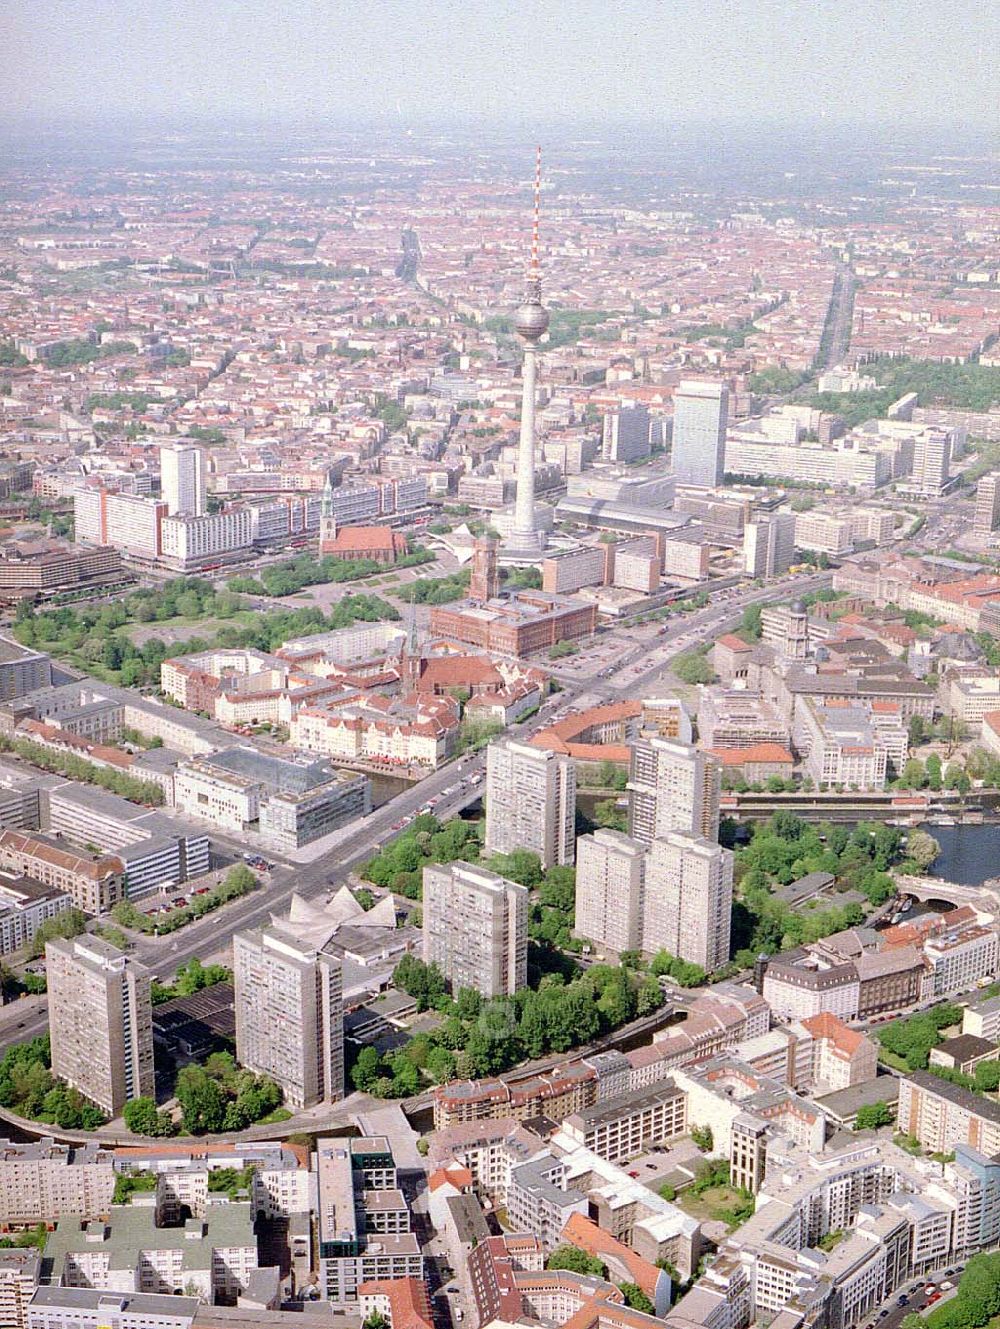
[924,822,1000,887]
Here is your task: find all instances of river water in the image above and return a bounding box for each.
[924,822,1000,886]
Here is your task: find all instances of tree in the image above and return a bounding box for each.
[974,1060,1000,1092]
[426,1046,456,1084]
[740,603,763,641]
[855,1101,893,1130]
[690,1124,713,1152]
[351,1047,382,1093]
[619,1285,654,1314]
[175,1066,225,1134]
[925,752,943,790]
[124,1096,174,1137]
[905,828,940,870]
[363,1315,390,1329]
[673,650,714,685]
[546,1246,607,1277]
[900,757,927,790]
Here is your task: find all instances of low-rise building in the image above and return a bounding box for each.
[560,1078,687,1163]
[174,747,371,850]
[41,1204,259,1303]
[27,1289,198,1329]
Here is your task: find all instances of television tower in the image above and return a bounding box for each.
[508,145,549,556]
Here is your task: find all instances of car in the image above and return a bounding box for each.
[878,1312,889,1319]
[628,1170,640,1178]
[446,1289,458,1296]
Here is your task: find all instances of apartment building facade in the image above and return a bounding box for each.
[422,861,527,998]
[484,738,576,869]
[45,937,154,1117]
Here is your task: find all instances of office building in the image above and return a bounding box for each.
[643,832,733,971]
[174,747,370,851]
[0,638,51,702]
[574,829,646,957]
[484,738,576,868]
[603,405,651,464]
[422,861,528,997]
[671,381,728,488]
[159,443,205,517]
[628,737,720,846]
[974,475,1000,538]
[45,937,154,1117]
[0,541,123,601]
[233,926,344,1109]
[316,1136,423,1304]
[27,1289,198,1329]
[744,512,796,578]
[904,428,952,497]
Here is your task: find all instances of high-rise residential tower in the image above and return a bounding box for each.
[603,405,651,464]
[507,147,549,557]
[975,474,1000,538]
[628,737,721,846]
[422,861,527,997]
[744,512,796,578]
[159,442,206,517]
[643,831,733,971]
[484,737,576,868]
[574,828,646,957]
[46,936,154,1116]
[671,380,729,488]
[233,927,344,1109]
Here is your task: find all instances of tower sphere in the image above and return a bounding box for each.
[514,301,550,342]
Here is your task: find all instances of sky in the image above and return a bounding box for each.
[3,0,997,133]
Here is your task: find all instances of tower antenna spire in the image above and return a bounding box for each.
[529,144,542,285]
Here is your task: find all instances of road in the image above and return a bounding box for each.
[818,262,856,371]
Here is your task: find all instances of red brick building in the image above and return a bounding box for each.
[320,525,408,565]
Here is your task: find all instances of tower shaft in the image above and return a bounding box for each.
[513,344,538,538]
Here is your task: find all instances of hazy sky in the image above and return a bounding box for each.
[4,0,996,131]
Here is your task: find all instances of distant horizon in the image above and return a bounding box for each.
[5,0,996,138]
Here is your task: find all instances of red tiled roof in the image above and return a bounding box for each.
[705,743,794,766]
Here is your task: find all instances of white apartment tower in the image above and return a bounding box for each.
[643,832,733,971]
[233,927,344,1109]
[574,828,646,957]
[422,861,528,997]
[45,936,154,1117]
[484,738,576,868]
[974,474,1000,538]
[671,380,729,488]
[628,737,721,846]
[160,442,206,517]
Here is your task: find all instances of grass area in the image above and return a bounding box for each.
[878,1048,911,1073]
[676,1183,752,1229]
[125,610,259,642]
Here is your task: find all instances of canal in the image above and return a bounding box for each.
[924,822,1000,887]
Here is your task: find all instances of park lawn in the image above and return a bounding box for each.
[677,1183,749,1228]
[123,610,259,643]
